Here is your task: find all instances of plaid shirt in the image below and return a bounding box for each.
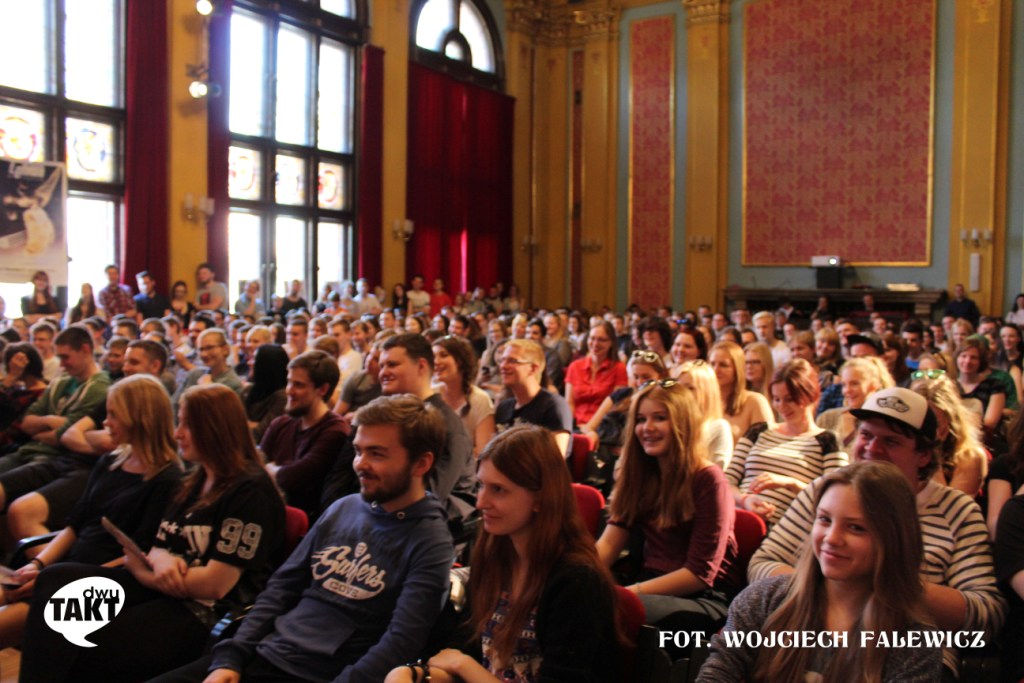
[98,283,136,317]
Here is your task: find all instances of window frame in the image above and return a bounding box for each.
[410,0,505,90]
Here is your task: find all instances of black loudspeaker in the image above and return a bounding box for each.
[815,267,841,289]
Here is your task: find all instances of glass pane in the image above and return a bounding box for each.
[275,154,306,206]
[320,0,353,17]
[415,0,454,51]
[66,196,116,312]
[317,162,346,210]
[460,2,495,73]
[228,146,262,200]
[0,282,33,327]
[318,40,353,153]
[316,222,347,289]
[445,41,465,62]
[0,105,46,162]
[0,2,51,94]
[65,0,122,106]
[274,217,307,299]
[229,10,268,136]
[65,118,117,182]
[275,24,313,146]
[228,211,263,304]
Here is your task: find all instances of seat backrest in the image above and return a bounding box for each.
[284,506,310,556]
[733,508,768,580]
[569,433,591,482]
[571,483,606,537]
[614,584,645,639]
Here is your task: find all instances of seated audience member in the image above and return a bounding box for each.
[477,318,508,390]
[278,279,309,317]
[526,318,564,392]
[785,330,816,366]
[596,381,739,653]
[240,324,274,378]
[956,335,1008,440]
[727,360,846,527]
[752,310,791,368]
[151,394,454,683]
[910,373,988,500]
[743,342,775,399]
[814,326,842,379]
[173,314,215,376]
[0,344,46,452]
[581,349,668,452]
[329,318,363,387]
[749,387,1007,678]
[29,321,60,382]
[103,335,129,381]
[995,487,1024,681]
[815,331,885,416]
[698,461,942,682]
[991,410,1024,539]
[352,277,383,316]
[816,357,893,450]
[564,321,628,427]
[0,375,182,646]
[369,333,476,526]
[389,426,621,683]
[20,384,285,682]
[242,344,289,442]
[261,350,347,521]
[284,315,309,358]
[881,331,910,387]
[432,335,495,458]
[234,279,266,320]
[640,316,674,369]
[124,338,177,395]
[494,339,572,456]
[173,327,244,406]
[0,327,110,530]
[112,316,140,341]
[709,341,773,443]
[675,360,734,469]
[333,336,388,417]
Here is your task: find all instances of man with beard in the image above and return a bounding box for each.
[260,350,348,521]
[151,394,453,683]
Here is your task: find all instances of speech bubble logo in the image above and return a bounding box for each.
[43,576,125,647]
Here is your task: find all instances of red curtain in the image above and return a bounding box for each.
[205,0,233,280]
[357,45,384,287]
[405,63,514,294]
[123,0,169,290]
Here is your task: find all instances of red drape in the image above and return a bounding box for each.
[123,0,169,290]
[206,0,233,280]
[357,45,384,287]
[405,63,514,294]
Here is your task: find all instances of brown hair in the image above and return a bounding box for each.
[769,358,820,407]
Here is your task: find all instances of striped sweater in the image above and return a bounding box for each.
[725,424,847,527]
[749,477,1008,674]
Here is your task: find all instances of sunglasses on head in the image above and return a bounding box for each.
[631,350,661,363]
[911,369,946,380]
[639,379,679,390]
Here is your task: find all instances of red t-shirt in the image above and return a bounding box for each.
[564,355,628,424]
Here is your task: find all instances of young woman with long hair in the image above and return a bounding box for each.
[170,280,196,327]
[66,282,98,325]
[698,461,942,682]
[956,335,1006,436]
[743,342,775,398]
[19,384,285,682]
[708,341,773,443]
[726,359,846,527]
[816,357,893,450]
[596,381,740,646]
[243,343,289,441]
[388,425,622,683]
[433,335,495,457]
[21,270,60,324]
[674,360,734,469]
[0,374,183,647]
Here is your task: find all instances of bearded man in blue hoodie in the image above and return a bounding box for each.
[154,393,454,683]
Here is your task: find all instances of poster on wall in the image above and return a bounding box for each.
[0,158,68,285]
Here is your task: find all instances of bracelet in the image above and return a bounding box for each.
[30,557,45,570]
[405,661,432,683]
[634,582,644,595]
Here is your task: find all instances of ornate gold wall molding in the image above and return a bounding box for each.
[682,0,729,26]
[572,8,620,41]
[506,0,618,45]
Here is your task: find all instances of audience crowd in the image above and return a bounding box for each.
[1,265,1023,681]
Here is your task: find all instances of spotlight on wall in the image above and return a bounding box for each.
[196,0,214,15]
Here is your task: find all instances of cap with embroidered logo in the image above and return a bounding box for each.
[849,387,937,441]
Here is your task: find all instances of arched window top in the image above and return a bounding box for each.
[412,0,503,85]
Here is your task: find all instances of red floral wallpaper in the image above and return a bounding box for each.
[630,16,675,307]
[743,0,934,265]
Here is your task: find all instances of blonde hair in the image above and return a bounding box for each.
[675,360,723,420]
[246,325,273,346]
[106,375,181,479]
[503,339,546,377]
[838,356,894,392]
[743,342,775,394]
[611,382,710,528]
[710,341,749,416]
[910,374,986,484]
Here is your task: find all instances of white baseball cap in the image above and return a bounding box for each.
[850,387,938,441]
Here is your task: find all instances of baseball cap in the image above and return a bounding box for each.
[846,332,884,355]
[850,387,937,441]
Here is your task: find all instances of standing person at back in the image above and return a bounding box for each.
[134,270,171,323]
[406,274,431,316]
[194,262,229,312]
[97,264,136,319]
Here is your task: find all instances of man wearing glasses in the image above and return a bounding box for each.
[173,327,244,408]
[494,340,573,456]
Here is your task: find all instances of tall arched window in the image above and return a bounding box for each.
[411,0,503,88]
[226,0,367,308]
[0,0,124,311]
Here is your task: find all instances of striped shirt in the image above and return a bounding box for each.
[749,478,1007,674]
[725,425,847,527]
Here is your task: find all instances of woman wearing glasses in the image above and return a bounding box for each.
[708,341,773,443]
[596,380,740,652]
[726,359,847,526]
[565,321,628,426]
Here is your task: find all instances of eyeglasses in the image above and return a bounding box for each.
[911,369,946,380]
[639,379,679,390]
[631,350,661,363]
